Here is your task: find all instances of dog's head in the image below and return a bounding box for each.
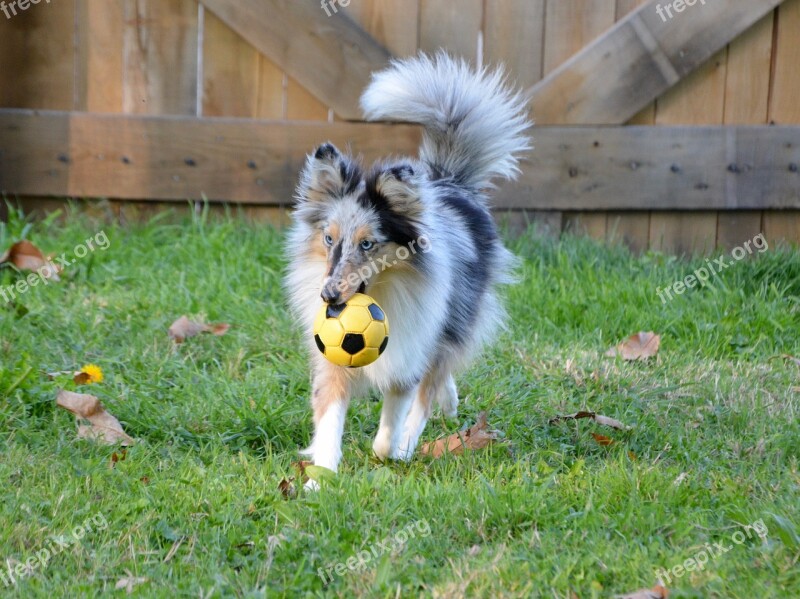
[294,143,428,304]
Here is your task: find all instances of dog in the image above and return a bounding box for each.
[285,53,531,477]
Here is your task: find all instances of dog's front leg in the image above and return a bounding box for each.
[303,362,351,477]
[373,384,417,460]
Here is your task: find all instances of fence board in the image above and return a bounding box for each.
[649,212,718,255]
[202,12,261,118]
[543,0,616,239]
[724,13,774,125]
[347,0,420,57]
[769,0,800,124]
[484,0,546,88]
[527,0,786,125]
[607,212,650,253]
[122,0,199,115]
[418,0,482,62]
[612,0,653,247]
[717,212,763,249]
[286,78,329,121]
[199,0,389,120]
[0,0,76,110]
[255,60,286,119]
[4,111,799,213]
[616,0,656,125]
[76,0,125,112]
[494,125,800,210]
[543,0,616,76]
[763,212,800,245]
[0,110,422,204]
[200,13,285,119]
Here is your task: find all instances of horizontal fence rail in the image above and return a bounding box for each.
[1,110,798,211]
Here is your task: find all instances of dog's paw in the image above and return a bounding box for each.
[391,446,415,462]
[372,435,393,460]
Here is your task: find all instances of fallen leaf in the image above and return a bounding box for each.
[109,449,127,469]
[56,389,134,446]
[278,478,296,499]
[616,584,669,599]
[549,411,631,431]
[781,354,800,368]
[605,332,661,361]
[673,472,688,486]
[278,461,313,499]
[591,432,615,446]
[421,412,503,458]
[139,476,150,485]
[73,371,92,385]
[168,315,230,343]
[0,240,61,280]
[115,575,147,594]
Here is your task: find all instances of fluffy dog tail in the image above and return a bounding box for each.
[360,52,531,190]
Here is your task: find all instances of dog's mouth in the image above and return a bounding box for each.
[357,281,367,295]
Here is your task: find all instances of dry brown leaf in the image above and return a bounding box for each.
[168,315,230,343]
[0,240,61,280]
[73,371,92,385]
[278,461,313,499]
[591,432,615,446]
[56,390,134,446]
[109,449,127,469]
[548,411,631,431]
[420,412,502,458]
[781,354,800,368]
[605,331,661,361]
[617,584,669,599]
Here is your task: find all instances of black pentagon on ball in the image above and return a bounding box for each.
[341,333,366,355]
[368,303,385,321]
[314,334,326,354]
[378,336,389,355]
[326,304,346,319]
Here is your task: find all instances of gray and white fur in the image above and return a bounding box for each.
[284,53,531,477]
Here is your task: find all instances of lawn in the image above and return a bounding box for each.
[1,206,798,598]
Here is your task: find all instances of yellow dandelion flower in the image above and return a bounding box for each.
[79,364,104,384]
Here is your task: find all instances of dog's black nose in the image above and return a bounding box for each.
[321,286,341,304]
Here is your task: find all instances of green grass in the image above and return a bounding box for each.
[1,205,799,598]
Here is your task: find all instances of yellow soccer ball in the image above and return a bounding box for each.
[313,293,389,367]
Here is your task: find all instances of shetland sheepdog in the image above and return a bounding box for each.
[285,53,531,477]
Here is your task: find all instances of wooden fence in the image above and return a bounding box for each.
[0,0,799,254]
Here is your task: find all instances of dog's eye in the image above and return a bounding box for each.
[360,239,374,251]
[323,234,333,247]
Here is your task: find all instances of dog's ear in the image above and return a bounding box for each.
[373,164,423,217]
[299,143,360,203]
